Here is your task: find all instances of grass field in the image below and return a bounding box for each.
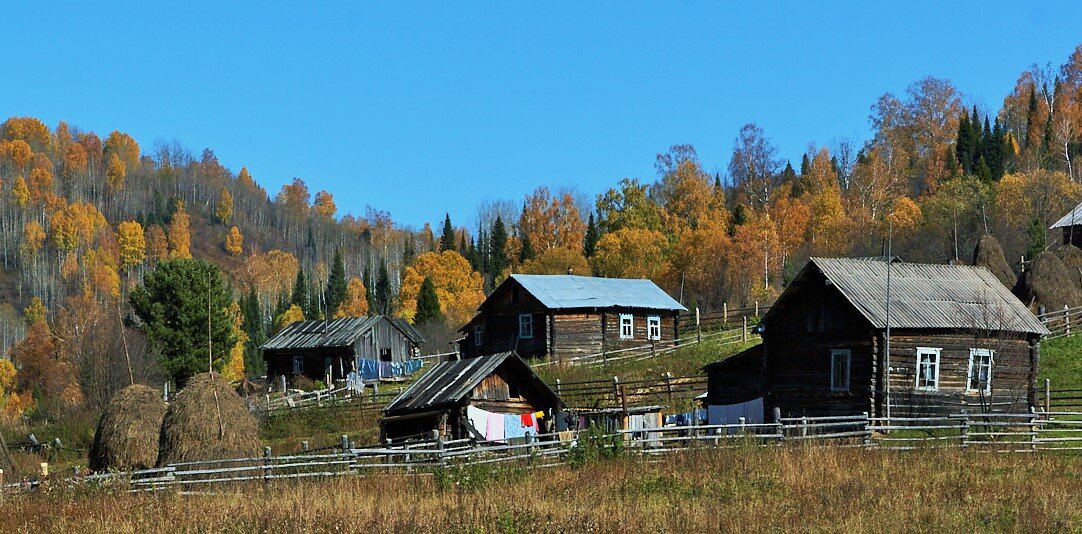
[1040,336,1082,393]
[1,445,1078,533]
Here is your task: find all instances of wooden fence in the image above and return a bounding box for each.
[7,411,1079,494]
[1037,304,1082,340]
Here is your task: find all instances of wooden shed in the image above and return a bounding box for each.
[458,274,686,362]
[756,258,1047,418]
[380,351,564,442]
[1051,201,1082,248]
[262,316,424,385]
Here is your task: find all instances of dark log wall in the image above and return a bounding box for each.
[883,331,1033,416]
[354,319,417,362]
[469,373,542,414]
[600,310,677,352]
[264,347,353,383]
[706,345,765,405]
[552,313,603,361]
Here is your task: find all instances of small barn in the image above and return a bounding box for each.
[262,316,425,385]
[380,351,563,442]
[753,258,1047,418]
[1051,201,1082,248]
[458,274,686,362]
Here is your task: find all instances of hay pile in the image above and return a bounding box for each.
[88,385,168,472]
[156,372,260,466]
[1013,251,1082,312]
[972,235,1016,288]
[1055,245,1082,290]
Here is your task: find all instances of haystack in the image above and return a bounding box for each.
[972,235,1015,288]
[156,372,260,466]
[1054,245,1082,290]
[1013,251,1082,313]
[88,384,167,471]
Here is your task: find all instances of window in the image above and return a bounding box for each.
[292,356,304,374]
[915,347,941,391]
[830,349,851,392]
[518,314,533,339]
[967,348,994,393]
[619,314,634,339]
[474,325,484,347]
[379,348,392,362]
[647,316,661,340]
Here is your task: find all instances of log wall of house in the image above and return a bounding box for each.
[551,313,603,361]
[882,331,1034,416]
[354,320,417,362]
[600,310,677,352]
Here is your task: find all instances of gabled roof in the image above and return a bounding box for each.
[382,351,562,414]
[261,315,424,351]
[1051,202,1082,229]
[764,258,1047,335]
[503,274,687,311]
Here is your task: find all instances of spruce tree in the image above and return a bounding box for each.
[490,216,509,275]
[403,237,416,266]
[326,248,347,316]
[242,287,266,377]
[799,153,811,177]
[363,263,376,315]
[519,234,535,263]
[375,259,391,315]
[1025,216,1047,260]
[439,213,456,252]
[975,155,993,183]
[414,276,441,325]
[291,268,309,319]
[955,109,972,173]
[584,213,600,258]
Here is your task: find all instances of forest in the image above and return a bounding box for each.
[1,44,1082,427]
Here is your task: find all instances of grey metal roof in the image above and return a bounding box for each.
[770,258,1047,335]
[382,351,561,414]
[508,274,687,311]
[1050,202,1082,229]
[261,315,424,350]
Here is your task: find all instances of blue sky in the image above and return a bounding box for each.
[3,2,1081,228]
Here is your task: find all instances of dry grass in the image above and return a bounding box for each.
[2,446,1078,533]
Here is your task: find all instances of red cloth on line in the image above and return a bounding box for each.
[520,413,533,427]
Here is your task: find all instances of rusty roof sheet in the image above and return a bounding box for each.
[768,258,1047,335]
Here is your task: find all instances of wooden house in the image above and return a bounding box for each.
[750,258,1047,418]
[379,351,563,442]
[458,274,686,362]
[1051,201,1082,248]
[262,316,424,384]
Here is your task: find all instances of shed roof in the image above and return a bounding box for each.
[382,351,561,414]
[1050,202,1082,229]
[506,274,687,311]
[764,258,1047,335]
[261,315,424,351]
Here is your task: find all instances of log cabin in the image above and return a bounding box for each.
[458,274,687,362]
[379,351,564,442]
[750,258,1047,418]
[262,316,424,385]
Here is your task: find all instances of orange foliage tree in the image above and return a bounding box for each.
[117,220,146,272]
[224,226,244,256]
[168,200,192,258]
[590,227,669,280]
[334,277,370,318]
[399,250,484,327]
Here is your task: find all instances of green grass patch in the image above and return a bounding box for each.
[1040,336,1082,393]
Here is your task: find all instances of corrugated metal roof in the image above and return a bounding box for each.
[509,274,687,311]
[778,258,1047,335]
[261,315,426,350]
[1050,202,1082,229]
[382,351,561,414]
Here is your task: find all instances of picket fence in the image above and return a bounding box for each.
[5,410,1079,495]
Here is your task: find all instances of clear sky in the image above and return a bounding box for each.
[3,2,1081,229]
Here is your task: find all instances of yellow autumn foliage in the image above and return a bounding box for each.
[399,250,484,327]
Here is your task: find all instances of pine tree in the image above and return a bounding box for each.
[326,248,347,315]
[490,216,509,275]
[414,276,441,325]
[291,267,309,319]
[375,259,391,315]
[439,213,456,252]
[584,213,600,258]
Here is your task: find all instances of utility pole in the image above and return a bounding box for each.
[884,220,892,420]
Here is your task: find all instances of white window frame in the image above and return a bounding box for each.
[292,355,304,374]
[647,316,661,341]
[830,349,851,392]
[967,348,994,393]
[619,314,634,340]
[915,347,941,391]
[518,314,533,339]
[474,325,484,347]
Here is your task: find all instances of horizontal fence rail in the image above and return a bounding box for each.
[6,411,1080,495]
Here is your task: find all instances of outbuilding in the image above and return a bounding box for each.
[458,274,686,362]
[751,257,1047,418]
[262,316,425,386]
[379,351,563,443]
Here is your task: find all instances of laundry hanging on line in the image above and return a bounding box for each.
[356,358,424,381]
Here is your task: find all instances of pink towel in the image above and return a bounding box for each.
[486,412,505,442]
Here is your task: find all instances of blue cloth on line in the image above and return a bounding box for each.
[357,358,424,380]
[504,414,527,440]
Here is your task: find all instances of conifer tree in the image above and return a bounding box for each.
[584,213,600,258]
[490,216,509,275]
[414,276,441,325]
[403,237,416,266]
[519,234,535,263]
[375,259,391,315]
[439,213,456,252]
[291,267,309,319]
[326,248,347,315]
[363,263,376,315]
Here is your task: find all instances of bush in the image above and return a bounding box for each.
[566,425,623,469]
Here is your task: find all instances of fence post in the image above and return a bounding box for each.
[1044,378,1051,414]
[738,416,746,435]
[742,317,748,343]
[556,378,562,399]
[302,440,309,452]
[340,434,349,453]
[696,307,702,343]
[961,416,969,448]
[620,385,629,414]
[800,416,808,438]
[612,376,620,404]
[263,446,272,484]
[665,372,674,402]
[861,412,871,447]
[1066,305,1071,336]
[755,301,759,317]
[773,407,783,441]
[434,430,445,467]
[723,302,728,326]
[1029,407,1038,452]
